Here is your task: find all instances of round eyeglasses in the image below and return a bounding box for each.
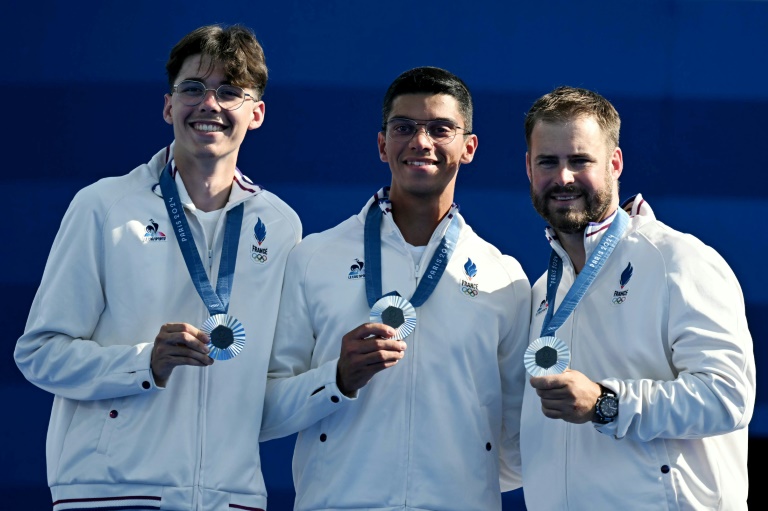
[172,80,257,111]
[384,118,472,145]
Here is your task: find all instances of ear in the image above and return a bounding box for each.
[377,131,388,162]
[459,133,478,164]
[163,94,173,125]
[526,152,533,182]
[248,101,266,130]
[611,146,623,180]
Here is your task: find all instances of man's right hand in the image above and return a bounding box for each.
[336,323,407,396]
[151,322,213,387]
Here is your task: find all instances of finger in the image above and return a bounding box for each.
[159,322,197,334]
[159,322,209,341]
[352,322,397,341]
[357,337,407,355]
[163,350,214,367]
[364,347,406,365]
[530,375,567,391]
[188,324,210,343]
[161,330,210,355]
[183,348,215,365]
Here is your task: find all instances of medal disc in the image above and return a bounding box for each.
[369,295,417,340]
[201,314,246,361]
[524,336,570,376]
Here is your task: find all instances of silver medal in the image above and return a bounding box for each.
[201,314,246,361]
[369,295,417,340]
[524,336,570,376]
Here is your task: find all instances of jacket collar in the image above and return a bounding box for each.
[151,142,262,210]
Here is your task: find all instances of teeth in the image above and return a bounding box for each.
[194,123,224,132]
[408,161,434,166]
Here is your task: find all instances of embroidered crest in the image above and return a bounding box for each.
[460,257,479,297]
[251,217,268,264]
[611,262,633,305]
[535,299,549,316]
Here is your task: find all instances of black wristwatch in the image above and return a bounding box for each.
[593,384,619,424]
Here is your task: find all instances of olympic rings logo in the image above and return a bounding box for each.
[252,253,268,264]
[612,296,626,305]
[461,286,479,297]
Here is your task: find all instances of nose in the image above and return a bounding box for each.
[409,126,434,149]
[554,164,576,186]
[199,89,221,110]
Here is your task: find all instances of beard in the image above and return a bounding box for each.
[530,174,615,235]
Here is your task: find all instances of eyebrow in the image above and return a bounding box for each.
[179,77,233,86]
[535,151,593,159]
[388,117,458,124]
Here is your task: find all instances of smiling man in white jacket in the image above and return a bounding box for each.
[14,24,301,511]
[520,85,755,510]
[261,66,531,511]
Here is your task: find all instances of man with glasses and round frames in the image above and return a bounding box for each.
[14,24,301,511]
[261,66,531,511]
[172,80,259,111]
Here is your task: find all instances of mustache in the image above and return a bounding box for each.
[545,184,583,196]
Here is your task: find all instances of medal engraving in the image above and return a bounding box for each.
[370,295,417,340]
[210,325,235,349]
[524,336,570,377]
[381,306,405,329]
[535,346,558,369]
[201,314,246,361]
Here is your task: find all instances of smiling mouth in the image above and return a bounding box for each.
[191,122,226,133]
[405,160,437,166]
[551,194,580,201]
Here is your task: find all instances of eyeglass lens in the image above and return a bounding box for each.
[386,119,462,145]
[174,80,247,110]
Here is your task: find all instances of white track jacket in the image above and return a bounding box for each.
[261,190,531,511]
[15,145,302,511]
[521,195,755,511]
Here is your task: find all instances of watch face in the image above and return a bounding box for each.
[599,396,619,418]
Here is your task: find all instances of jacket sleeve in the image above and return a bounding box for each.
[14,187,159,401]
[497,257,531,492]
[260,243,349,441]
[600,239,755,441]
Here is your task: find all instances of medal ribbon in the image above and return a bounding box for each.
[364,191,460,308]
[540,208,629,337]
[159,161,244,316]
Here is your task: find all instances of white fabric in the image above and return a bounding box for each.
[405,241,427,265]
[262,190,531,511]
[521,194,755,511]
[14,144,302,511]
[195,207,223,250]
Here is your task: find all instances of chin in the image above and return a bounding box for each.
[541,207,589,232]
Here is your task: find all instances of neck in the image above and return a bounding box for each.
[557,231,587,274]
[173,154,235,212]
[390,193,453,246]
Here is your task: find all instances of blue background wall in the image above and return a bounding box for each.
[2,0,766,508]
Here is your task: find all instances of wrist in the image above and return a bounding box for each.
[593,384,618,424]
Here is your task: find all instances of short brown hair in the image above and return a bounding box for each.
[165,24,268,99]
[524,86,620,150]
